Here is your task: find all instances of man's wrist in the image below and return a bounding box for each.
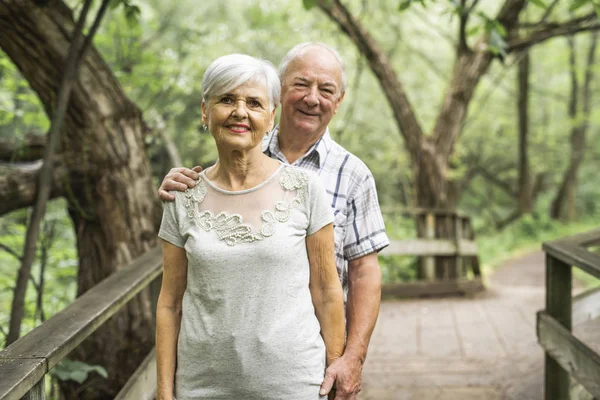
[341,345,366,364]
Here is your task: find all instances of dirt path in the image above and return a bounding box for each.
[360,251,598,399]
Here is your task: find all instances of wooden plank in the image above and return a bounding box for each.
[381,277,484,298]
[544,254,572,400]
[0,358,46,400]
[115,348,156,400]
[0,247,162,396]
[543,240,600,279]
[554,228,600,247]
[452,300,506,358]
[418,300,461,357]
[537,311,600,397]
[380,239,478,257]
[573,287,600,326]
[22,379,45,400]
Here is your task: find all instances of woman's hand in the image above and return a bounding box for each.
[158,166,203,201]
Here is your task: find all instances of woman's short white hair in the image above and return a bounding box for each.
[278,42,347,93]
[202,54,280,110]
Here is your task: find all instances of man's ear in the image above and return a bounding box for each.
[267,108,276,131]
[201,100,207,125]
[333,91,345,114]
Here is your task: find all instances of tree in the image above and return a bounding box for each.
[310,0,600,210]
[551,32,598,220]
[0,0,160,397]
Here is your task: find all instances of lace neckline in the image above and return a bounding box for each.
[200,162,285,195]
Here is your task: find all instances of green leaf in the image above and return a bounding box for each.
[488,28,507,57]
[109,0,124,10]
[398,0,411,11]
[302,0,317,10]
[569,0,590,12]
[467,26,480,36]
[50,359,108,384]
[594,1,600,18]
[528,0,547,8]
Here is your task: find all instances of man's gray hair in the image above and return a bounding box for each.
[278,42,347,93]
[202,54,280,111]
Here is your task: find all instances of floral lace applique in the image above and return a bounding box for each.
[184,167,309,246]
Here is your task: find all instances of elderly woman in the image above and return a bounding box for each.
[155,54,345,400]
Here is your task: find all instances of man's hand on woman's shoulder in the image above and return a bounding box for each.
[158,166,203,201]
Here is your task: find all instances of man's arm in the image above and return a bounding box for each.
[346,252,381,363]
[323,252,381,399]
[157,166,202,201]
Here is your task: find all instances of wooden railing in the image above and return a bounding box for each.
[0,247,163,400]
[539,228,600,399]
[0,209,483,398]
[379,209,483,297]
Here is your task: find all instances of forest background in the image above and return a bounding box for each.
[1,0,600,397]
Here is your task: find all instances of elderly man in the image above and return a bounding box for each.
[158,42,389,399]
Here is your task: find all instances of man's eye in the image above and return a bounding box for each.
[295,83,307,87]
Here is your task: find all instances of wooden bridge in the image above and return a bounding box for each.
[1,222,599,400]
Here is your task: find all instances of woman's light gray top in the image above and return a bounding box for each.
[158,163,333,400]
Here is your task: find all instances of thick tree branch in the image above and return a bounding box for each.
[0,161,69,216]
[0,134,46,162]
[458,0,469,52]
[508,13,600,53]
[433,0,527,161]
[316,0,424,155]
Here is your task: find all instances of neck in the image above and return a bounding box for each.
[278,122,325,164]
[209,146,277,190]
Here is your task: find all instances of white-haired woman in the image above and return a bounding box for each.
[155,54,345,400]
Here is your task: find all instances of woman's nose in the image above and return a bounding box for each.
[232,100,248,118]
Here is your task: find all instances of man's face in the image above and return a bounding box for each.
[279,48,345,138]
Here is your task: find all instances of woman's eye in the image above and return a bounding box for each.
[220,97,234,104]
[249,100,261,107]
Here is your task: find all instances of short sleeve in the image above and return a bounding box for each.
[343,171,389,260]
[158,194,185,248]
[306,173,334,235]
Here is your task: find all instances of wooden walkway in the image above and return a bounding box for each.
[361,252,600,399]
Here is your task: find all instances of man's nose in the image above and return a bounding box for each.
[303,86,319,107]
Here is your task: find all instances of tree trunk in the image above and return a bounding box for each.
[551,34,598,220]
[0,1,161,397]
[517,50,533,213]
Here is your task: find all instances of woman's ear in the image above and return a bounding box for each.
[201,100,207,125]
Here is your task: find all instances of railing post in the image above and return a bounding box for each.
[545,253,572,400]
[23,378,45,400]
[423,212,436,280]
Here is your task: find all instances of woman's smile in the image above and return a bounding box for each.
[226,123,251,133]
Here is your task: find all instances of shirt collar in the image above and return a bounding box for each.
[263,125,332,169]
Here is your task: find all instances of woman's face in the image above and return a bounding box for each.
[202,80,275,153]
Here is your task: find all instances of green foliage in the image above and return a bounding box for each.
[50,359,108,384]
[302,0,318,10]
[528,0,547,8]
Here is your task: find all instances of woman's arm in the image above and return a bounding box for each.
[307,223,345,366]
[156,240,188,400]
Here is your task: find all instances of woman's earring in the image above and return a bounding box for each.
[202,124,208,131]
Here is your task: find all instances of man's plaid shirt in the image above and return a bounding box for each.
[263,126,389,292]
